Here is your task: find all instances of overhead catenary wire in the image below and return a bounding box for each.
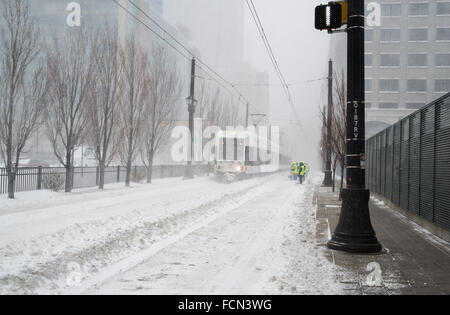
[193,72,259,114]
[117,0,258,114]
[230,77,329,87]
[245,0,302,126]
[245,0,289,91]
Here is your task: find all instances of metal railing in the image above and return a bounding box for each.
[366,92,450,231]
[0,164,213,195]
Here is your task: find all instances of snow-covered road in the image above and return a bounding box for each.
[0,173,341,295]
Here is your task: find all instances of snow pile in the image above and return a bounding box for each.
[270,174,343,294]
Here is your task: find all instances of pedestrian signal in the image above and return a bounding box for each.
[315,2,348,31]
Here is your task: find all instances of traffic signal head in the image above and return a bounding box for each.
[315,2,347,31]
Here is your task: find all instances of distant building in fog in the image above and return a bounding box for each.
[330,0,450,138]
[149,0,163,15]
[164,0,271,120]
[13,0,185,164]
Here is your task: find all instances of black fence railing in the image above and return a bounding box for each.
[0,164,213,195]
[366,92,450,231]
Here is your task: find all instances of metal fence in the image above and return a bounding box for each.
[0,164,213,195]
[366,92,450,231]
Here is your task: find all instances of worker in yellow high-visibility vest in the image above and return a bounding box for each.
[298,162,307,184]
[290,162,298,180]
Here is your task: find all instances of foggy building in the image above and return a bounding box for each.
[11,0,184,165]
[331,0,450,138]
[226,64,271,121]
[16,0,120,164]
[164,0,271,121]
[149,0,164,15]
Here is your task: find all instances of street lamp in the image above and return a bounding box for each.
[186,96,197,114]
[327,0,382,253]
[315,0,382,253]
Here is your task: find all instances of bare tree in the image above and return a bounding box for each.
[222,98,241,127]
[0,0,46,199]
[196,80,219,173]
[86,25,122,189]
[197,74,242,128]
[197,80,211,121]
[319,105,327,173]
[118,37,148,187]
[211,88,227,128]
[331,150,339,192]
[140,45,182,183]
[44,29,94,193]
[202,87,239,129]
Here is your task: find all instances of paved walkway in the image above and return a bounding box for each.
[315,185,450,295]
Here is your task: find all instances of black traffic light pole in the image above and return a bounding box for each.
[327,0,382,253]
[323,59,333,187]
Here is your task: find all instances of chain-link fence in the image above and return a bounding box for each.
[366,92,450,231]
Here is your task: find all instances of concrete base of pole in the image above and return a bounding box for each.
[327,188,382,254]
[322,170,333,187]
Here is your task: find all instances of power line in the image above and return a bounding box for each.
[194,73,257,113]
[245,0,302,126]
[230,77,328,87]
[119,0,258,113]
[246,0,288,90]
[112,0,190,59]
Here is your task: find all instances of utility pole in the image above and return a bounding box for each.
[322,105,327,172]
[323,59,333,187]
[327,0,382,253]
[184,58,197,179]
[245,103,249,128]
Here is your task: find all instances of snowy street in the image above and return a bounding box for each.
[1,0,450,299]
[0,173,341,295]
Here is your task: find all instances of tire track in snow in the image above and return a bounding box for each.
[65,177,278,294]
[88,175,303,294]
[0,175,274,294]
[88,174,342,295]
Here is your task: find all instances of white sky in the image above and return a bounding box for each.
[242,0,331,165]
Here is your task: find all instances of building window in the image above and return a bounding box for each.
[436,54,450,67]
[381,4,402,17]
[365,54,373,67]
[408,54,427,67]
[437,2,450,16]
[380,54,400,67]
[408,28,428,41]
[379,79,400,92]
[437,28,450,41]
[407,79,427,92]
[365,102,372,109]
[379,103,399,109]
[380,29,401,42]
[406,103,426,110]
[409,3,429,16]
[366,29,374,42]
[365,79,373,92]
[435,79,450,92]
